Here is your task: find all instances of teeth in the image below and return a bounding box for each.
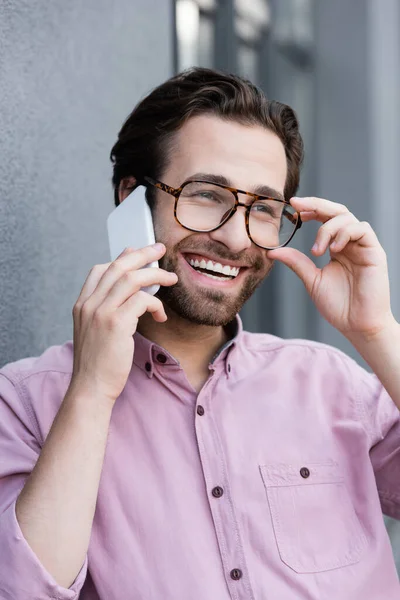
[188,257,240,277]
[202,272,231,281]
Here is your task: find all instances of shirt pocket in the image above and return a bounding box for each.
[259,461,368,573]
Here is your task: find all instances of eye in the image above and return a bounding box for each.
[194,189,227,204]
[252,202,279,218]
[198,190,217,200]
[253,203,273,215]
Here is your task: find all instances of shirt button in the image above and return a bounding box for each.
[230,568,242,581]
[197,405,205,416]
[145,362,151,372]
[300,467,310,478]
[211,486,224,498]
[156,353,167,364]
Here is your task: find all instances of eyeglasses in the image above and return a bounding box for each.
[142,175,302,250]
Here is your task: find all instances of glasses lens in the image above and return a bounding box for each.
[248,199,299,249]
[176,182,235,231]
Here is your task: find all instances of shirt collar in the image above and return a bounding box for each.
[210,314,242,364]
[132,314,243,378]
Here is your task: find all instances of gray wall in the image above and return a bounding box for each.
[0,0,173,367]
[313,0,400,361]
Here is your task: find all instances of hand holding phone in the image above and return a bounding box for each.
[107,185,159,295]
[71,245,178,403]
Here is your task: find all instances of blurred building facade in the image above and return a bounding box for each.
[1,0,400,576]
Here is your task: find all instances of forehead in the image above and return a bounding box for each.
[166,114,287,194]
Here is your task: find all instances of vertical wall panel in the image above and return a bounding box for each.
[368,0,400,322]
[0,0,173,366]
[313,0,372,363]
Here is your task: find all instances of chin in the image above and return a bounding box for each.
[157,276,262,327]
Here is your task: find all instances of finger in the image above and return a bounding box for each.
[291,196,349,223]
[312,213,359,255]
[74,247,136,308]
[99,267,178,310]
[329,221,379,253]
[74,264,112,320]
[296,210,317,222]
[94,243,166,297]
[267,247,320,295]
[119,290,167,324]
[116,243,165,270]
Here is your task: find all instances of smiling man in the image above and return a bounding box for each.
[1,68,400,600]
[129,113,291,390]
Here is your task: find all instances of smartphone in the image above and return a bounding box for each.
[107,185,160,296]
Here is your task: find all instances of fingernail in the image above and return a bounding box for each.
[312,243,319,252]
[153,243,165,251]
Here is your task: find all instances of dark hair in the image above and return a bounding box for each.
[110,67,304,207]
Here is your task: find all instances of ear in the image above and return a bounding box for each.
[118,176,137,204]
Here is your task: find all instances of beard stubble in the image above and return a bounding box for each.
[155,238,272,327]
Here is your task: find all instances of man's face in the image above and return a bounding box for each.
[153,115,288,326]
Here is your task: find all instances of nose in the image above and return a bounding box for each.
[208,205,252,253]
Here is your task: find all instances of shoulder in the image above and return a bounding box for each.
[234,330,391,438]
[239,329,355,363]
[0,341,74,443]
[235,329,370,386]
[0,340,74,384]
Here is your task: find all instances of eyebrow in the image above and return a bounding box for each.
[185,172,285,202]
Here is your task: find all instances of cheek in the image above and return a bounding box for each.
[256,248,272,272]
[152,204,186,247]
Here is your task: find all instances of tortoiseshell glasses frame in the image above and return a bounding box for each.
[142,175,302,250]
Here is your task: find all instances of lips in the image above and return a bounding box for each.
[180,252,247,287]
[187,257,240,279]
[184,251,245,265]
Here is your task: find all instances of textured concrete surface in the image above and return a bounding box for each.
[0,0,173,365]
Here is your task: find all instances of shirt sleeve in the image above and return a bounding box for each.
[0,371,88,600]
[352,359,400,520]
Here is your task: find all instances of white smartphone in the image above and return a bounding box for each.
[107,185,160,296]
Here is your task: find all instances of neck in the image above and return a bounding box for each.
[137,307,230,377]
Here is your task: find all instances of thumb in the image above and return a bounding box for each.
[267,247,320,295]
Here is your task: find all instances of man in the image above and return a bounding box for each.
[1,67,400,600]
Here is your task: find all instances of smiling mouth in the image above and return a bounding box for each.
[184,255,242,281]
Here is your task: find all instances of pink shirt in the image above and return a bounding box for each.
[1,315,400,600]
